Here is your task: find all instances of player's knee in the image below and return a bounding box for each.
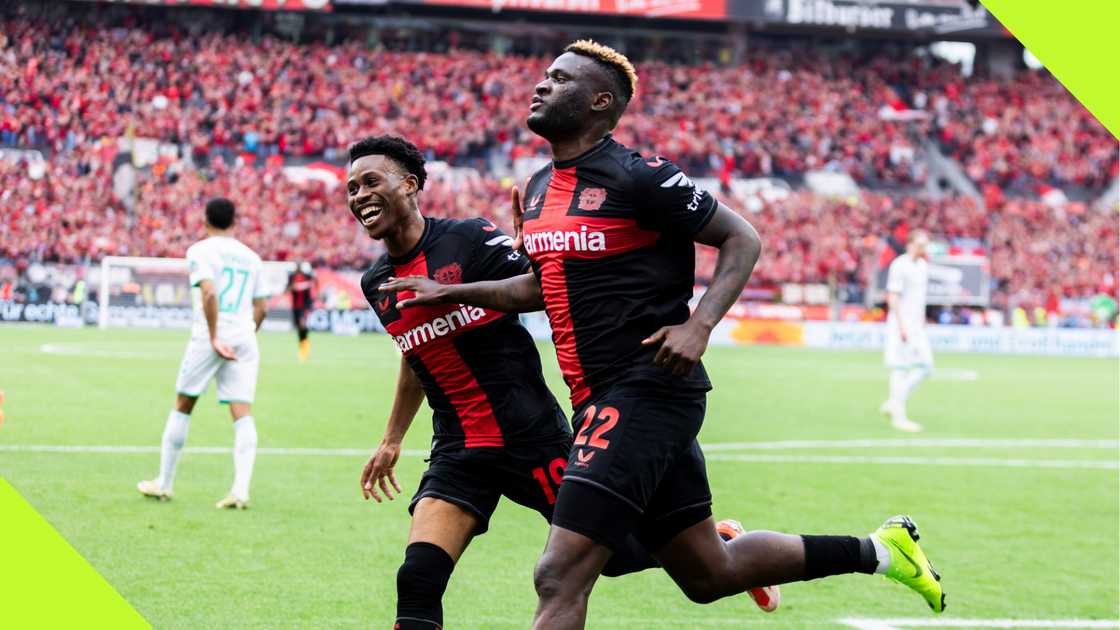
[533,555,571,602]
[679,577,723,604]
[396,542,454,607]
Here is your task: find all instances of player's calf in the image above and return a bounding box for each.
[395,542,454,630]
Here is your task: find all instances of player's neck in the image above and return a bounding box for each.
[385,212,426,258]
[549,129,610,163]
[206,228,234,238]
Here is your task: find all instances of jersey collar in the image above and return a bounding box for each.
[553,134,614,169]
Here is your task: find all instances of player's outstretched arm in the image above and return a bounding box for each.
[198,279,237,360]
[379,272,545,313]
[361,357,425,503]
[643,203,761,376]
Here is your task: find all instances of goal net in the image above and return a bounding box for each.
[96,256,295,330]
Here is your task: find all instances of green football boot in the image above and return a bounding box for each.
[872,515,946,613]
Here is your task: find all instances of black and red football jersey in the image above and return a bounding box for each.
[288,272,314,310]
[362,217,569,452]
[521,136,718,406]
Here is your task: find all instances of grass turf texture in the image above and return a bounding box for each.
[1,325,1117,628]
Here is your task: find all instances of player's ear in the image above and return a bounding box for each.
[402,173,419,197]
[591,90,614,115]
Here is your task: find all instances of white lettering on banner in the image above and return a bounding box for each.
[523,226,607,255]
[787,0,894,29]
[393,305,488,353]
[0,301,89,324]
[793,322,1119,358]
[490,0,600,13]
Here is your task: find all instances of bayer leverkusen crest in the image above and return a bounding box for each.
[433,262,463,285]
[578,187,607,211]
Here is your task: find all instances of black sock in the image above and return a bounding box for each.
[800,535,878,580]
[395,542,454,629]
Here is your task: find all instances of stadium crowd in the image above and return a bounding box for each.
[1,4,1116,320]
[1,9,1115,191]
[3,150,1115,313]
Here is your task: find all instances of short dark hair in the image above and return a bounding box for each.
[205,197,235,229]
[348,135,427,190]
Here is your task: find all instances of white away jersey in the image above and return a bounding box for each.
[186,236,267,340]
[885,253,928,331]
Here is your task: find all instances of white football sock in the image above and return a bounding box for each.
[903,365,932,400]
[871,535,891,574]
[889,369,908,412]
[231,416,258,501]
[157,410,191,491]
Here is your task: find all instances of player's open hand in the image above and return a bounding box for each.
[211,339,237,361]
[510,185,525,252]
[641,320,712,377]
[378,276,448,309]
[361,440,403,503]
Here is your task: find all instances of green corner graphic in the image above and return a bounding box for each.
[981,0,1120,139]
[0,478,149,629]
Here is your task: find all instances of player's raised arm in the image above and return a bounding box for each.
[379,272,544,313]
[361,357,425,503]
[198,278,237,360]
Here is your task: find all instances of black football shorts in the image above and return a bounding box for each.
[551,378,713,552]
[408,439,570,535]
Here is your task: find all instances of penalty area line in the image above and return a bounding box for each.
[838,618,1120,630]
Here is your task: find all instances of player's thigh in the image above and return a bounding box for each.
[498,439,572,521]
[535,522,614,593]
[175,338,222,397]
[912,331,934,368]
[884,329,905,368]
[408,450,502,539]
[408,497,481,563]
[216,338,259,405]
[636,438,713,552]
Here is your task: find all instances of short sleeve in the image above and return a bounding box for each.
[631,155,718,236]
[886,258,905,294]
[251,261,270,299]
[466,219,531,282]
[360,266,382,309]
[186,245,214,287]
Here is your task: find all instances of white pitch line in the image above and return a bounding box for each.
[2,443,1116,470]
[839,618,1120,629]
[0,445,429,457]
[701,438,1120,451]
[705,453,1118,470]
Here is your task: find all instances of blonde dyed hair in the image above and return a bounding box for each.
[563,39,638,102]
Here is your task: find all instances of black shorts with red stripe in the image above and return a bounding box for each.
[409,438,571,535]
[551,367,713,551]
[362,216,570,453]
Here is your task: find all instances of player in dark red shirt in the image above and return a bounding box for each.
[382,41,946,627]
[346,136,655,630]
[286,262,316,361]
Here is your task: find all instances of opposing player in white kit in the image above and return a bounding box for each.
[880,230,933,432]
[138,198,269,509]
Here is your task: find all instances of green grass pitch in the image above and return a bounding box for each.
[1,325,1117,628]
